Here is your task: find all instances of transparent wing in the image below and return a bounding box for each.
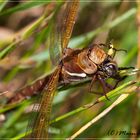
[48,20,61,66]
[27,66,61,138]
[49,0,79,66]
[61,0,79,51]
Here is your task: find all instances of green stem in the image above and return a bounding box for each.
[11,81,138,139]
[70,8,136,48]
[50,81,137,124]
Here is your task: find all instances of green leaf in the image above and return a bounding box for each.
[0,0,8,12]
[69,8,136,49]
[0,0,50,16]
[0,42,16,59]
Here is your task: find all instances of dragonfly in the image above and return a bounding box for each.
[5,0,136,139]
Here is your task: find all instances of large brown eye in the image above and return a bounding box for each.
[104,63,118,77]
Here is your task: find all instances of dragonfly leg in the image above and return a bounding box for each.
[97,74,110,101]
[89,75,96,92]
[89,75,112,97]
[104,80,119,90]
[104,82,114,90]
[112,80,121,89]
[90,72,129,100]
[89,75,104,95]
[89,79,120,96]
[112,74,128,89]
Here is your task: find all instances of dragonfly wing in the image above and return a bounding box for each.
[49,0,79,66]
[48,2,64,66]
[26,66,61,138]
[7,74,53,104]
[61,0,79,51]
[49,20,61,66]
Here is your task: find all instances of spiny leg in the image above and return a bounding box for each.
[105,74,128,90]
[112,74,128,89]
[113,66,135,88]
[104,78,124,90]
[89,74,126,97]
[89,77,123,97]
[89,75,106,95]
[97,74,110,100]
[104,82,114,90]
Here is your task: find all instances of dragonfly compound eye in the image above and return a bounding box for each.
[104,63,118,77]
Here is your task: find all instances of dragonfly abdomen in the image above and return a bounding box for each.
[7,74,52,104]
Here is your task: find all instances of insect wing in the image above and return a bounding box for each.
[48,20,62,66]
[48,2,64,66]
[27,66,61,138]
[61,0,79,50]
[7,74,53,104]
[49,0,79,66]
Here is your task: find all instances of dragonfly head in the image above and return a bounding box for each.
[102,61,118,77]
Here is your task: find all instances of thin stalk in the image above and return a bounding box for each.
[0,3,57,59]
[50,81,137,124]
[12,81,138,139]
[68,94,129,140]
[70,8,136,48]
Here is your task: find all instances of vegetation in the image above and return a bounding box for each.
[0,1,139,139]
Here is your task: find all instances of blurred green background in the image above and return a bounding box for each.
[0,0,139,139]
